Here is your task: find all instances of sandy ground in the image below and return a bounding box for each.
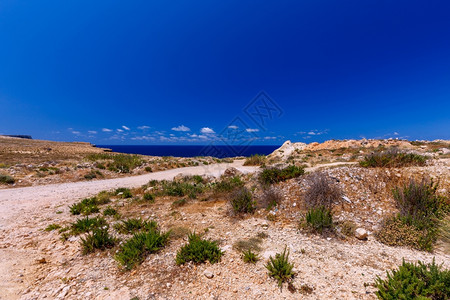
[0,160,256,299]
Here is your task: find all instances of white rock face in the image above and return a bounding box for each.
[355,228,368,240]
[268,140,307,160]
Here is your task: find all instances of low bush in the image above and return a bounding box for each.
[233,237,263,252]
[86,153,143,173]
[213,176,244,193]
[243,154,266,166]
[230,187,256,214]
[115,228,170,270]
[377,179,449,251]
[96,191,111,204]
[265,246,294,288]
[114,218,157,234]
[304,172,342,210]
[360,148,427,168]
[0,174,15,184]
[172,198,187,208]
[71,216,107,235]
[242,249,259,263]
[175,233,223,265]
[160,180,206,199]
[69,197,100,215]
[375,259,450,299]
[45,224,61,231]
[84,171,97,180]
[115,187,132,198]
[305,206,333,234]
[143,192,155,202]
[144,166,152,172]
[103,207,118,216]
[259,165,304,185]
[80,228,117,255]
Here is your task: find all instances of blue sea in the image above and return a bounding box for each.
[96,145,280,158]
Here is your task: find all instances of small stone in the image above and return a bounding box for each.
[355,228,368,240]
[36,258,47,264]
[204,269,214,279]
[292,203,297,207]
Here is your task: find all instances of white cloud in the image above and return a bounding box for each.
[171,125,191,132]
[200,127,215,134]
[117,129,124,133]
[122,125,130,130]
[88,130,97,134]
[228,125,238,129]
[308,131,317,135]
[138,126,150,130]
[264,136,277,140]
[394,132,399,136]
[102,128,113,132]
[246,128,259,133]
[72,131,81,135]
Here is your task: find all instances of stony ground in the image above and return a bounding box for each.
[1,158,449,300]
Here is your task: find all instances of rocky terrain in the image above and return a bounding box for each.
[0,138,449,300]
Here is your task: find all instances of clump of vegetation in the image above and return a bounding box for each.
[71,216,107,235]
[377,179,449,251]
[143,192,155,202]
[45,224,61,232]
[339,220,356,237]
[375,259,450,299]
[259,165,304,185]
[259,187,283,210]
[80,228,117,255]
[115,187,132,198]
[213,176,244,193]
[159,179,206,199]
[172,198,187,208]
[265,246,294,288]
[243,154,266,166]
[0,174,15,184]
[114,218,157,234]
[96,191,112,204]
[230,187,256,214]
[69,197,100,215]
[84,170,103,180]
[305,206,333,234]
[103,206,118,216]
[87,153,143,173]
[242,249,259,263]
[360,148,427,168]
[175,232,223,265]
[115,228,170,270]
[304,172,342,209]
[144,166,152,172]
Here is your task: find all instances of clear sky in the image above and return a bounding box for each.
[1,0,449,145]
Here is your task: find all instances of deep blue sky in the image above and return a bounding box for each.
[1,0,449,145]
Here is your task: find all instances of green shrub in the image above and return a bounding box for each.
[96,191,111,204]
[71,216,107,235]
[213,176,243,193]
[172,198,187,208]
[145,166,152,172]
[84,171,97,180]
[160,180,206,199]
[115,187,132,198]
[143,192,155,202]
[233,237,263,252]
[305,206,333,234]
[259,165,304,185]
[242,249,259,263]
[103,207,118,216]
[243,154,266,166]
[0,174,15,184]
[115,228,170,270]
[114,218,157,234]
[377,179,449,251]
[230,187,256,214]
[45,224,61,231]
[360,148,427,168]
[80,228,117,255]
[259,187,283,210]
[175,233,223,265]
[375,259,450,299]
[69,197,100,215]
[265,246,294,288]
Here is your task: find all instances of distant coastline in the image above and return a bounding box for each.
[96,145,280,158]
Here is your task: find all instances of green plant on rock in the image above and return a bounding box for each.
[259,165,304,185]
[0,174,15,184]
[80,228,117,255]
[265,246,294,288]
[375,258,450,299]
[103,207,118,216]
[360,148,427,168]
[115,228,170,270]
[114,218,157,234]
[71,216,107,235]
[175,232,223,265]
[305,206,333,234]
[69,197,100,215]
[115,187,133,198]
[242,249,259,263]
[230,187,255,214]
